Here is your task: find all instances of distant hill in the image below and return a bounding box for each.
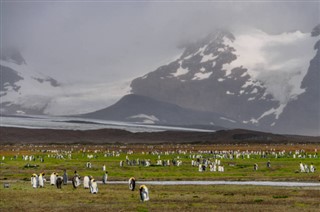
[81,94,245,130]
[1,127,319,144]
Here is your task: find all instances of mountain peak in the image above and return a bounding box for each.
[0,47,26,65]
[180,30,235,60]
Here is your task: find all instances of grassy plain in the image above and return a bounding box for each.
[0,143,320,211]
[0,182,319,211]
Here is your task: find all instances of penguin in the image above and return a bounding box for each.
[102,171,108,184]
[90,178,98,194]
[56,175,63,189]
[38,173,45,188]
[50,172,57,185]
[72,171,81,189]
[31,173,38,188]
[139,185,149,202]
[83,176,90,189]
[300,162,305,172]
[129,177,136,191]
[63,169,68,185]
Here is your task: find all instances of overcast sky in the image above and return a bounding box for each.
[1,1,319,84]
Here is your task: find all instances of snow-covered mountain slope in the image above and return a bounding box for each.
[0,48,60,115]
[131,30,275,126]
[274,25,320,136]
[80,94,244,130]
[0,48,132,116]
[130,29,318,134]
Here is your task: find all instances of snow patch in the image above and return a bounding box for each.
[251,88,258,94]
[245,104,286,124]
[217,48,225,52]
[200,54,218,63]
[220,117,236,123]
[141,74,148,79]
[194,45,208,56]
[222,62,235,76]
[184,54,193,60]
[242,79,263,89]
[258,104,286,120]
[127,114,159,124]
[240,72,248,77]
[172,61,189,77]
[192,72,212,80]
[217,78,225,82]
[226,91,235,95]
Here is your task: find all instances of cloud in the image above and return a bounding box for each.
[224,29,318,104]
[45,80,131,115]
[2,1,319,84]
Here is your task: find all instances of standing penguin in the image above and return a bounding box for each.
[50,172,57,185]
[56,175,63,189]
[90,178,98,194]
[102,171,108,184]
[128,177,136,191]
[38,173,45,188]
[139,185,149,202]
[83,176,90,189]
[31,173,38,188]
[300,162,305,172]
[63,169,68,185]
[72,171,81,189]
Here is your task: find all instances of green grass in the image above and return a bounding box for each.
[0,144,319,182]
[1,182,319,211]
[0,144,319,211]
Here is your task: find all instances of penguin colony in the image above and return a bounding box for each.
[30,171,149,201]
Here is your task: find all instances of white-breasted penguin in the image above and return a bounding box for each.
[129,177,136,191]
[50,172,57,185]
[139,185,149,202]
[83,176,90,189]
[90,178,98,194]
[31,173,38,188]
[38,173,45,188]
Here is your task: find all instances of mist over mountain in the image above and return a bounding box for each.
[274,24,320,136]
[0,48,61,115]
[0,48,130,116]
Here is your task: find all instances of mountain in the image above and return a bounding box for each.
[128,29,319,135]
[131,30,279,130]
[0,47,60,115]
[274,25,320,136]
[81,94,246,130]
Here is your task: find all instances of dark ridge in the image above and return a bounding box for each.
[1,127,319,145]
